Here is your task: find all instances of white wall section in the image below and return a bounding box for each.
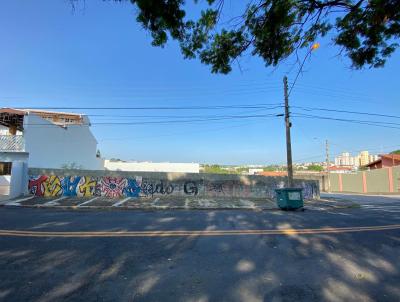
[23,114,103,170]
[104,160,200,173]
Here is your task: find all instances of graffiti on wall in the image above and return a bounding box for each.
[28,175,142,198]
[79,176,97,197]
[184,181,198,195]
[141,180,174,197]
[99,177,128,198]
[28,175,318,199]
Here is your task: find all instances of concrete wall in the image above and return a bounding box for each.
[329,166,400,194]
[366,168,389,193]
[0,151,29,197]
[0,176,11,195]
[392,166,400,192]
[294,173,328,192]
[23,114,103,170]
[341,173,364,193]
[104,160,200,173]
[0,125,23,135]
[10,161,29,198]
[329,173,340,192]
[28,168,320,199]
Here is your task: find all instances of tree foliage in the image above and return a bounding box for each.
[202,164,236,174]
[109,0,400,73]
[263,165,284,171]
[307,164,324,171]
[390,149,400,154]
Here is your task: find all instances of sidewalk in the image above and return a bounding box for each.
[306,196,360,210]
[0,195,359,211]
[0,195,10,204]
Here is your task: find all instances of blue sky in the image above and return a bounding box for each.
[1,0,399,165]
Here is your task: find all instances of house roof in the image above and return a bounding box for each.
[257,171,287,177]
[23,109,84,117]
[0,108,83,117]
[381,154,400,160]
[364,154,400,167]
[0,108,26,131]
[328,165,353,171]
[0,108,85,129]
[0,108,30,116]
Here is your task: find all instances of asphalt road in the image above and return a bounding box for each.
[0,193,399,302]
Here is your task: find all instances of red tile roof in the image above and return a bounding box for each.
[364,154,400,167]
[257,171,287,177]
[328,166,353,171]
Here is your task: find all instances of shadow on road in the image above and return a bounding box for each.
[0,208,399,301]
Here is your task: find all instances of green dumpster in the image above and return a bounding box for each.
[275,188,304,210]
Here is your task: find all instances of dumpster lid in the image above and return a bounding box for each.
[275,187,303,192]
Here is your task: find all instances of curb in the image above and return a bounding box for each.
[0,203,277,211]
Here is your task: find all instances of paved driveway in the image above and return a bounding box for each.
[1,195,278,210]
[1,194,359,211]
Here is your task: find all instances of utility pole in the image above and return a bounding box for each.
[283,76,294,187]
[325,139,331,192]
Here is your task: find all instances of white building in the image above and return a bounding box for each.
[369,154,379,163]
[335,152,352,166]
[104,160,200,173]
[248,168,263,175]
[334,151,379,169]
[0,108,103,170]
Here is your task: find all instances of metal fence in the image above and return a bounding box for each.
[0,135,25,152]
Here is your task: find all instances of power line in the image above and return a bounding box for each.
[292,144,400,164]
[25,113,282,127]
[292,83,373,98]
[292,106,400,119]
[1,85,283,103]
[292,113,400,130]
[86,106,283,118]
[15,103,283,111]
[298,114,400,127]
[287,51,313,96]
[99,120,264,142]
[43,80,281,91]
[288,88,383,105]
[93,114,281,125]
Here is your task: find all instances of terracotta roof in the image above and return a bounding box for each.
[0,108,27,115]
[0,108,84,117]
[257,171,287,177]
[364,154,400,167]
[381,154,400,160]
[24,109,83,117]
[328,166,353,171]
[0,108,86,128]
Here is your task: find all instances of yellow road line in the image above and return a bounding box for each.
[0,224,399,237]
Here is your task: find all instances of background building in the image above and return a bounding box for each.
[364,154,400,170]
[248,168,263,175]
[334,151,378,169]
[104,160,200,173]
[0,108,103,170]
[359,151,370,166]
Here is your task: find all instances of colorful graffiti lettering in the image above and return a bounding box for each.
[28,175,48,196]
[28,174,319,200]
[78,177,98,197]
[43,176,63,197]
[99,177,127,198]
[62,176,81,196]
[123,178,141,197]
